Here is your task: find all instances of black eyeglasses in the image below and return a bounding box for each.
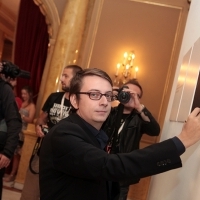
[76,92,114,102]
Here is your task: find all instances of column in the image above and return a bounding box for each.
[40,0,90,109]
[0,30,4,60]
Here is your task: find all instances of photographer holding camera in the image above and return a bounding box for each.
[0,61,22,199]
[103,78,160,200]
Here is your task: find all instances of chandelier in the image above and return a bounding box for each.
[114,51,139,86]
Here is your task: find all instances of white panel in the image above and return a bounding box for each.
[170,48,192,121]
[177,37,200,121]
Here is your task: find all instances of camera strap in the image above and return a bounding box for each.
[106,103,124,154]
[29,137,42,174]
[29,93,66,174]
[59,94,65,120]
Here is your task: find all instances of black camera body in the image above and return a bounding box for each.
[41,127,49,135]
[116,86,131,104]
[1,61,30,79]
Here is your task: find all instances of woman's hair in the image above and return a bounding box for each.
[124,78,143,98]
[21,85,34,104]
[69,68,113,100]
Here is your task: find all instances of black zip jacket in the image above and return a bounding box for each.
[0,79,22,158]
[102,104,160,184]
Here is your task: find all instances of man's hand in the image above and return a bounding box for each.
[35,112,48,138]
[112,86,119,100]
[177,107,200,148]
[130,92,143,111]
[35,124,47,138]
[122,87,143,111]
[0,154,11,169]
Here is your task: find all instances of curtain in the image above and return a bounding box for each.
[14,0,49,103]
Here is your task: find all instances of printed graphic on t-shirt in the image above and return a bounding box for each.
[49,103,71,125]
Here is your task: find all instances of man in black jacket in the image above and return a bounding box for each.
[39,68,200,200]
[0,62,22,199]
[20,65,82,200]
[103,79,160,199]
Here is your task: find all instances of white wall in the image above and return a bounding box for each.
[147,0,200,200]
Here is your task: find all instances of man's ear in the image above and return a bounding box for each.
[70,94,79,109]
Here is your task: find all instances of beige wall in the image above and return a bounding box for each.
[0,1,18,61]
[148,0,200,199]
[82,0,189,146]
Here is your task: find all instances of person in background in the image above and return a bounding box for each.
[4,76,22,176]
[102,78,160,200]
[20,65,82,200]
[0,62,22,199]
[3,85,35,182]
[39,68,200,200]
[0,67,22,110]
[9,78,22,109]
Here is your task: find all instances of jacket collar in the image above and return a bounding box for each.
[67,113,106,149]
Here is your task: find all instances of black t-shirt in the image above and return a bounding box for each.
[42,92,71,129]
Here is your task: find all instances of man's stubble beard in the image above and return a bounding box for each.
[62,86,70,92]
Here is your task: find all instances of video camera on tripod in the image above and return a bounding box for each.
[0,61,30,79]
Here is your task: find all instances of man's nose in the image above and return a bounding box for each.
[99,95,108,105]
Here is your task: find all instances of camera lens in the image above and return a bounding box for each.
[118,91,130,104]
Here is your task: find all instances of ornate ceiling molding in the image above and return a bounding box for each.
[0,3,16,40]
[33,0,60,40]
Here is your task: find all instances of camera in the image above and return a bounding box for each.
[115,86,131,104]
[41,127,49,135]
[0,61,30,79]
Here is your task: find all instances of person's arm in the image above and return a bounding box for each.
[35,111,48,138]
[21,103,36,123]
[42,120,181,182]
[35,93,54,137]
[177,107,200,148]
[0,62,3,72]
[39,107,200,185]
[130,92,151,122]
[139,107,160,136]
[0,84,22,168]
[121,87,160,135]
[120,87,151,122]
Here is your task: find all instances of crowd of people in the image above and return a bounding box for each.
[1,62,200,200]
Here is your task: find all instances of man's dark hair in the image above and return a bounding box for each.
[64,65,82,76]
[69,68,113,100]
[124,78,143,98]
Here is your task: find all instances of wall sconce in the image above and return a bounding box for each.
[114,51,139,86]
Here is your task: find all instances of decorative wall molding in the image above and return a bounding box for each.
[33,0,60,39]
[0,3,16,40]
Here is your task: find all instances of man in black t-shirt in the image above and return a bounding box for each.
[41,92,71,129]
[20,65,82,200]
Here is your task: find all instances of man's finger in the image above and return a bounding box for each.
[189,107,200,118]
